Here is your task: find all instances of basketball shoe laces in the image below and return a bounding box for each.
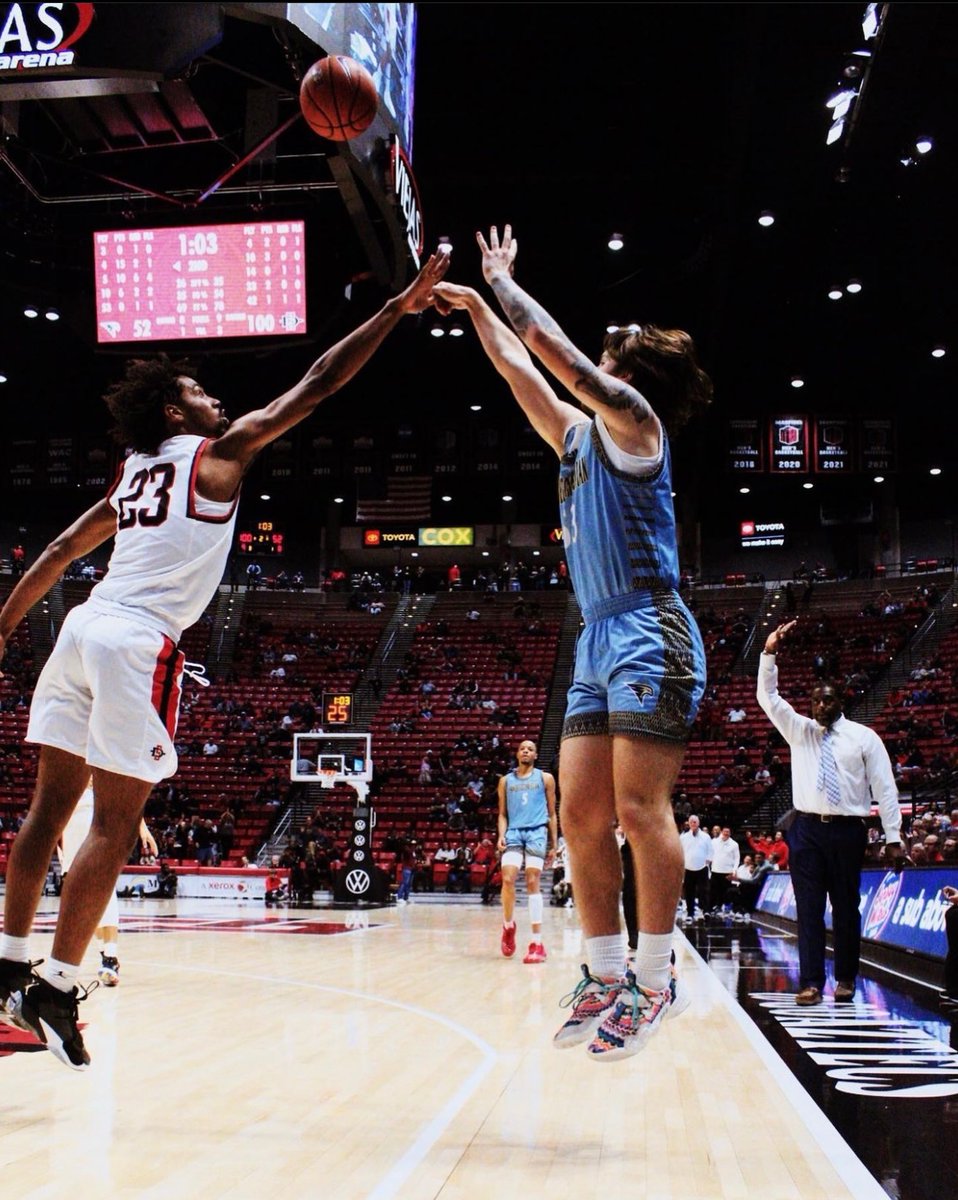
[558,965,617,1014]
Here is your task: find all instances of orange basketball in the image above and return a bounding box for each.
[299,55,379,142]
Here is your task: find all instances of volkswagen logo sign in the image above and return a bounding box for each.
[346,869,370,895]
[355,834,366,847]
[353,850,366,862]
[355,819,367,831]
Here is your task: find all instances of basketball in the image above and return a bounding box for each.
[299,55,379,142]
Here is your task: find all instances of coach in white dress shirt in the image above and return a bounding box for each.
[757,620,905,1007]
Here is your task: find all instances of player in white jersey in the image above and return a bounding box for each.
[59,784,158,986]
[0,248,450,1069]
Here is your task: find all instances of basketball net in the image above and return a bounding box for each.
[318,769,338,790]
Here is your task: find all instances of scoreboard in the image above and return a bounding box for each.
[322,692,355,726]
[93,221,307,344]
[237,521,285,555]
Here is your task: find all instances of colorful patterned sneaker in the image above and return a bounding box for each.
[501,922,517,958]
[98,954,120,987]
[665,949,690,1021]
[20,979,98,1071]
[0,958,40,1031]
[587,972,671,1062]
[523,942,547,964]
[553,965,620,1049]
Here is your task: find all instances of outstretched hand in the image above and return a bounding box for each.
[477,224,517,285]
[764,620,797,655]
[397,247,452,314]
[432,282,479,316]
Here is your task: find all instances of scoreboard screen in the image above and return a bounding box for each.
[322,692,355,726]
[237,521,285,556]
[93,221,307,344]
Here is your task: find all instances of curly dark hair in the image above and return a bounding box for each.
[601,325,713,436]
[102,355,195,454]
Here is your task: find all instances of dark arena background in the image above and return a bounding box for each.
[1,5,958,1199]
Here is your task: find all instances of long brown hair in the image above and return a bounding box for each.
[602,325,713,435]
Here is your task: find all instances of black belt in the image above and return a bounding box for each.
[797,812,864,824]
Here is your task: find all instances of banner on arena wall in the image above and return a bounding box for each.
[813,417,854,474]
[44,436,75,488]
[728,418,765,474]
[115,870,266,900]
[755,867,950,959]
[859,418,898,474]
[6,438,39,489]
[768,416,809,475]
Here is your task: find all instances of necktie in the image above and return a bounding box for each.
[817,729,841,807]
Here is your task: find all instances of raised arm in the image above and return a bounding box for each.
[433,282,582,457]
[478,226,659,457]
[0,499,117,674]
[200,251,451,494]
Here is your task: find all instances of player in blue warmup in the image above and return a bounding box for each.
[497,739,557,963]
[434,225,712,1060]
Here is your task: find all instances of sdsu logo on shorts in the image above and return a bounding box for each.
[150,745,166,761]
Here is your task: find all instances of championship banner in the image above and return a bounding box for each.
[756,867,950,959]
[728,418,765,473]
[768,416,809,474]
[263,435,297,482]
[6,438,39,489]
[79,436,116,490]
[814,417,854,474]
[859,418,898,474]
[305,432,340,480]
[45,436,75,488]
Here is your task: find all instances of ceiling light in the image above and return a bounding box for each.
[44,307,60,321]
[481,551,489,557]
[430,325,445,338]
[259,493,270,500]
[930,468,942,476]
[931,345,946,358]
[826,118,845,146]
[803,482,814,490]
[790,376,804,388]
[0,374,6,383]
[469,404,482,411]
[608,232,624,251]
[333,496,344,504]
[873,476,885,484]
[826,90,857,120]
[915,136,933,155]
[862,3,880,40]
[501,494,513,502]
[23,304,38,318]
[437,235,453,251]
[758,211,775,227]
[739,487,750,495]
[441,494,452,502]
[606,323,618,333]
[846,278,862,294]
[410,551,419,558]
[449,325,464,337]
[532,550,540,557]
[827,285,844,300]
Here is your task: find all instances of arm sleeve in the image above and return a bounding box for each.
[756,653,807,743]
[864,730,902,843]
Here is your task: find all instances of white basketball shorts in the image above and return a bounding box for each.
[27,602,184,784]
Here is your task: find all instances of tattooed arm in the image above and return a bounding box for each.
[433,282,582,457]
[479,225,660,458]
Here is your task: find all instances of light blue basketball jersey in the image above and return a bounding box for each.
[558,420,680,624]
[504,767,548,829]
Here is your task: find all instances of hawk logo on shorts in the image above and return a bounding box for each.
[628,683,655,704]
[150,745,166,761]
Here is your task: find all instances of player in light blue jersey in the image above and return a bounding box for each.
[497,739,557,963]
[435,226,711,1061]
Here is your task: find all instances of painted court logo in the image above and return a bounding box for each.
[862,870,904,941]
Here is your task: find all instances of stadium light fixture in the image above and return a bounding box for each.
[0,373,7,383]
[333,496,344,504]
[862,3,880,40]
[803,482,814,490]
[790,376,805,388]
[502,494,513,502]
[259,493,270,500]
[930,467,942,476]
[449,325,464,337]
[44,307,60,321]
[469,403,482,411]
[441,494,452,502]
[916,136,933,155]
[758,211,775,227]
[430,325,445,338]
[873,475,885,483]
[828,285,844,300]
[739,487,750,495]
[23,304,39,318]
[931,345,947,359]
[846,278,862,293]
[608,232,624,251]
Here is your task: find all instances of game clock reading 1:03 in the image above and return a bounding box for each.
[237,521,284,555]
[323,692,354,726]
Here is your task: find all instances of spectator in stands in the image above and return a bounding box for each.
[418,753,433,785]
[924,834,944,864]
[202,738,220,757]
[709,827,740,914]
[10,544,25,577]
[727,704,747,724]
[246,561,263,590]
[466,608,481,621]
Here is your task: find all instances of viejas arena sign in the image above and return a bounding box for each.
[0,3,95,72]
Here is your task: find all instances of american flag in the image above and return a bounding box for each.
[355,476,432,523]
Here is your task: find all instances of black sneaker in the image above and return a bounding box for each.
[0,957,41,1031]
[20,978,97,1070]
[98,954,120,987]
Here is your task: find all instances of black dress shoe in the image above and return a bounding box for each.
[795,986,823,1006]
[834,981,856,1002]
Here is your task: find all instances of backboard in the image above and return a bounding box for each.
[291,732,372,785]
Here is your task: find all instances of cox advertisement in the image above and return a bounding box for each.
[756,868,951,959]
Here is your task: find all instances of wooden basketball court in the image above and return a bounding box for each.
[0,899,886,1200]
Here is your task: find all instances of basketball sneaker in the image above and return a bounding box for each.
[665,948,690,1021]
[500,922,517,958]
[19,978,97,1071]
[587,972,672,1062]
[98,954,120,987]
[553,965,620,1049]
[0,957,40,1031]
[522,942,547,964]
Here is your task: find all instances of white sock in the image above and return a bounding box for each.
[633,933,673,992]
[503,919,515,929]
[528,892,543,927]
[586,934,627,980]
[1,934,30,963]
[43,958,79,994]
[102,942,118,958]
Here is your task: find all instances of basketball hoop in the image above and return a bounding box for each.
[318,769,338,790]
